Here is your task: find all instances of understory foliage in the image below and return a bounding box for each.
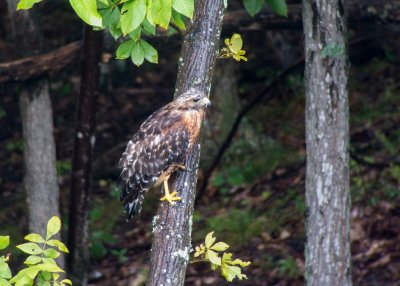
[193,232,251,282]
[0,216,71,286]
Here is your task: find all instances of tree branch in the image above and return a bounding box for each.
[0,41,82,83]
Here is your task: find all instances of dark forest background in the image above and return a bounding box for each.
[0,0,399,285]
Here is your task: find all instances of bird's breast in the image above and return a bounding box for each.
[181,109,205,148]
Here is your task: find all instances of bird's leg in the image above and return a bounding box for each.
[160,175,181,205]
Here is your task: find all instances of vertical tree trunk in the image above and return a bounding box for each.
[67,26,102,286]
[7,0,62,263]
[147,1,226,285]
[303,0,351,285]
[20,81,61,236]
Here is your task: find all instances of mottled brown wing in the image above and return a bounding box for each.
[118,110,190,219]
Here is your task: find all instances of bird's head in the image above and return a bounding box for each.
[173,88,211,110]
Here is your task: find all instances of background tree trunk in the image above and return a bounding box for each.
[6,0,63,266]
[147,1,226,285]
[19,81,60,235]
[303,0,351,285]
[67,26,102,286]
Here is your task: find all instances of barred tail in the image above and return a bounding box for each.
[120,184,145,220]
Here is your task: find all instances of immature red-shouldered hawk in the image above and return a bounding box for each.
[118,88,210,219]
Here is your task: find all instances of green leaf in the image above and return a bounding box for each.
[33,263,64,273]
[24,233,45,243]
[0,278,11,286]
[16,0,42,10]
[142,18,156,35]
[204,232,216,248]
[46,216,61,239]
[171,10,185,30]
[41,258,56,265]
[69,0,103,26]
[206,250,221,266]
[265,0,287,17]
[0,237,9,250]
[10,271,34,286]
[43,248,60,259]
[0,260,12,279]
[172,0,193,18]
[24,267,39,280]
[102,6,121,28]
[10,268,38,284]
[109,25,122,40]
[140,40,158,63]
[227,34,243,54]
[121,0,146,35]
[53,273,60,281]
[221,264,246,282]
[129,27,142,41]
[146,0,155,26]
[210,242,229,252]
[43,281,50,286]
[243,0,264,16]
[24,255,42,265]
[131,42,145,66]
[219,252,250,281]
[42,271,52,281]
[46,240,69,253]
[210,263,219,271]
[230,258,251,267]
[16,243,42,255]
[151,0,172,29]
[61,279,73,285]
[116,40,136,59]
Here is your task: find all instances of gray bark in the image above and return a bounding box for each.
[303,0,351,285]
[147,1,226,285]
[20,81,61,236]
[7,0,62,238]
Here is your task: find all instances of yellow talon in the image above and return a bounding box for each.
[160,177,181,205]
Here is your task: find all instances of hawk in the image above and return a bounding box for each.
[118,88,211,219]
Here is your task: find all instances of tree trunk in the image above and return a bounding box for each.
[147,1,226,285]
[6,0,63,265]
[20,80,61,236]
[67,26,102,286]
[303,0,351,285]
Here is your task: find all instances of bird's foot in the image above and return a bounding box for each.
[176,164,192,172]
[160,191,181,205]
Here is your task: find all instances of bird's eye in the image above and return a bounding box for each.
[193,96,201,102]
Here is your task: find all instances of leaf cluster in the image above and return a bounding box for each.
[219,34,248,62]
[16,0,194,67]
[0,216,71,286]
[193,232,251,282]
[243,0,288,17]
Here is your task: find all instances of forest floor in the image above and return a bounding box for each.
[1,27,400,286]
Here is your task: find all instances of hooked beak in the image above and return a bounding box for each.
[202,97,211,108]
